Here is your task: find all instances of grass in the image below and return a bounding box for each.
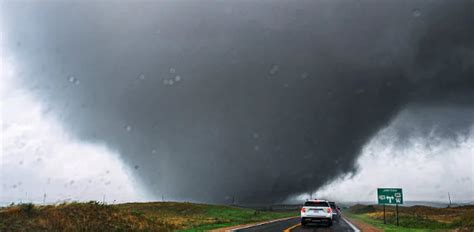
[0,201,297,232]
[180,205,295,231]
[344,204,474,232]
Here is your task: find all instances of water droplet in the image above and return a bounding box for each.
[19,161,23,165]
[301,72,309,79]
[138,73,145,80]
[283,83,289,88]
[69,180,74,185]
[254,145,260,151]
[134,165,140,170]
[163,79,169,85]
[355,88,366,94]
[174,75,181,82]
[253,133,260,139]
[125,125,132,132]
[152,149,157,154]
[413,9,421,17]
[168,79,174,85]
[68,76,76,83]
[68,76,80,85]
[269,64,279,75]
[105,170,110,174]
[169,68,176,74]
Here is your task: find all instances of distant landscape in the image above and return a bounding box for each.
[0,201,296,231]
[1,201,473,231]
[345,204,474,232]
[339,201,474,209]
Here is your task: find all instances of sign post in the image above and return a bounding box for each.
[383,204,386,224]
[396,204,399,226]
[377,188,403,226]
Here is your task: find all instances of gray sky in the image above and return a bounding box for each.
[1,0,473,204]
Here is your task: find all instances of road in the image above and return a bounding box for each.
[235,217,357,232]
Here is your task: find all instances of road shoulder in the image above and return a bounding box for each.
[209,216,298,232]
[343,216,381,232]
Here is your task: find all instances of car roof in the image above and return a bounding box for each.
[305,199,328,202]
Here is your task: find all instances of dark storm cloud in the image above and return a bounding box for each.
[1,0,473,203]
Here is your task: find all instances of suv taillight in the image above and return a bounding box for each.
[327,208,331,213]
[301,207,306,213]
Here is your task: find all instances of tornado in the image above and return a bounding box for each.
[1,0,472,203]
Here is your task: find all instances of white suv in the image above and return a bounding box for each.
[300,199,333,227]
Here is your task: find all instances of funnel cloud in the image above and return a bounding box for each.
[1,0,473,203]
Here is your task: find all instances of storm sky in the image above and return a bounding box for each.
[1,0,473,204]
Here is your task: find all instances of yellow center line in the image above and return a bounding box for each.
[283,222,301,232]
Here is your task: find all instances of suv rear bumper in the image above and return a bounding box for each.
[301,217,332,224]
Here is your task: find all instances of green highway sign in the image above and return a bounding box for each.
[378,188,403,205]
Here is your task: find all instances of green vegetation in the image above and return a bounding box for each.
[344,204,474,232]
[0,201,296,232]
[181,205,295,231]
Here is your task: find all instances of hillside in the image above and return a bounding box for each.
[345,204,474,231]
[0,201,296,232]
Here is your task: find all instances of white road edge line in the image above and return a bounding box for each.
[230,216,298,231]
[342,216,361,232]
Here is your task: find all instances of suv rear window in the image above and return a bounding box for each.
[329,202,336,209]
[304,201,329,207]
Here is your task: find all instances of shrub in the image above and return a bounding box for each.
[19,203,36,216]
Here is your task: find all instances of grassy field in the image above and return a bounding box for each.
[0,201,296,232]
[344,204,474,232]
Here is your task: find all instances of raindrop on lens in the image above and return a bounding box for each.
[125,125,132,132]
[413,9,421,17]
[355,88,366,94]
[269,64,279,75]
[174,75,181,82]
[169,68,176,74]
[138,73,145,80]
[301,72,309,79]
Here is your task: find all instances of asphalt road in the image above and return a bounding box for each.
[235,217,357,232]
